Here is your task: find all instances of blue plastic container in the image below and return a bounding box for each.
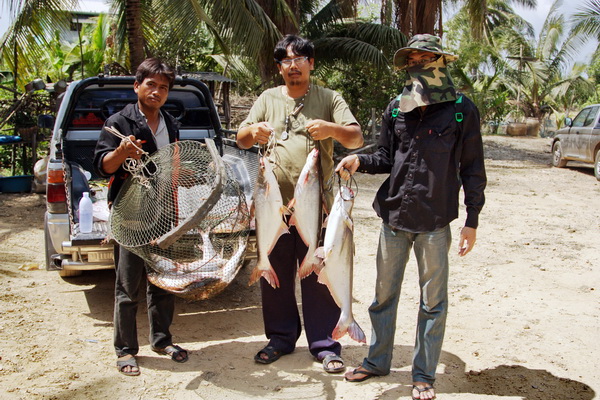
[0,175,34,193]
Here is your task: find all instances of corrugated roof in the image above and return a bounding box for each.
[184,72,235,83]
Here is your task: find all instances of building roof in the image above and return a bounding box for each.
[184,72,235,83]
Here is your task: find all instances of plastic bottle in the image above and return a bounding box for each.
[79,192,93,233]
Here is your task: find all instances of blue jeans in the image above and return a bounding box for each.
[362,223,451,385]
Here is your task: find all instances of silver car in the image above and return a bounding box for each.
[551,104,600,180]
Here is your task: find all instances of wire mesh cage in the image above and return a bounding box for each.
[110,139,250,300]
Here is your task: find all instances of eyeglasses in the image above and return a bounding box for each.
[277,56,309,67]
[407,56,439,67]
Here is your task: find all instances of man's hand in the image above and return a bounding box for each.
[237,122,273,149]
[458,226,477,256]
[101,135,144,174]
[335,154,360,181]
[118,135,144,160]
[250,122,274,145]
[306,119,333,141]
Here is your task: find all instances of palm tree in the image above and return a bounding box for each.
[571,0,600,61]
[502,0,593,120]
[444,0,535,125]
[0,0,77,88]
[393,0,443,37]
[457,0,536,41]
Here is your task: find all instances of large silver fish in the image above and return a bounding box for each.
[248,156,288,288]
[289,148,322,278]
[147,236,247,301]
[315,185,366,343]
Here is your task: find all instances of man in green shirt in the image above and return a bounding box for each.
[237,34,363,373]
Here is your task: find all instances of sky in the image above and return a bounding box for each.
[0,0,597,62]
[0,0,110,37]
[513,0,598,63]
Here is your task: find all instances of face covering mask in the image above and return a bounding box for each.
[399,56,457,113]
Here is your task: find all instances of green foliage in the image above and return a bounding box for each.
[0,89,54,175]
[319,61,405,141]
[149,23,219,74]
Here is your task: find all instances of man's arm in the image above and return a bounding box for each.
[457,98,486,256]
[306,121,363,149]
[237,122,273,149]
[100,135,144,175]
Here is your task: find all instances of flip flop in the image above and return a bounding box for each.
[254,345,288,364]
[117,354,140,376]
[322,353,345,373]
[412,384,436,400]
[344,366,379,382]
[152,344,189,363]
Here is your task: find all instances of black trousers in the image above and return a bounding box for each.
[113,246,175,357]
[260,226,342,360]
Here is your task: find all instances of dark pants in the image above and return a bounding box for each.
[113,246,175,357]
[260,226,342,360]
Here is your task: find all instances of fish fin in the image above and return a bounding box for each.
[347,320,367,343]
[317,269,330,286]
[248,265,262,286]
[266,221,290,254]
[281,205,292,216]
[343,215,354,231]
[287,197,296,210]
[297,258,315,279]
[314,246,325,262]
[288,213,297,227]
[248,262,280,289]
[261,268,280,289]
[312,247,325,273]
[332,323,346,341]
[332,319,366,343]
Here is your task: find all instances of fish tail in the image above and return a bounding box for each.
[247,266,262,286]
[262,268,280,289]
[248,261,280,289]
[297,259,315,279]
[347,320,367,343]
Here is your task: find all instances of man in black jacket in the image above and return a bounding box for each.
[93,58,188,376]
[336,34,486,400]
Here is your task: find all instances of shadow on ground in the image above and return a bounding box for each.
[174,341,596,400]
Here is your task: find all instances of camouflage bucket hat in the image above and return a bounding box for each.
[393,34,458,69]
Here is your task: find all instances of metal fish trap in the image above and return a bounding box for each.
[110,139,250,300]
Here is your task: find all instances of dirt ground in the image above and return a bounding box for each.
[0,135,598,400]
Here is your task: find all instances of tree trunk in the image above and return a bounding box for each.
[255,0,301,86]
[395,0,442,37]
[125,0,145,73]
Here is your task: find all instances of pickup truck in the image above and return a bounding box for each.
[552,104,600,180]
[44,75,258,277]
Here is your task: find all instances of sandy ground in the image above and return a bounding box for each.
[0,135,598,400]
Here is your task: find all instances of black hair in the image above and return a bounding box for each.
[274,35,315,62]
[135,58,175,90]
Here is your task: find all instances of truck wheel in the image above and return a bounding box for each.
[552,141,567,168]
[595,150,600,181]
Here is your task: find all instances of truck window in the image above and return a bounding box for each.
[68,88,213,129]
[584,106,599,127]
[572,108,591,128]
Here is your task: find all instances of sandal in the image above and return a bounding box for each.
[412,384,436,400]
[344,366,379,382]
[152,344,189,363]
[322,353,345,373]
[116,354,140,376]
[254,345,288,364]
